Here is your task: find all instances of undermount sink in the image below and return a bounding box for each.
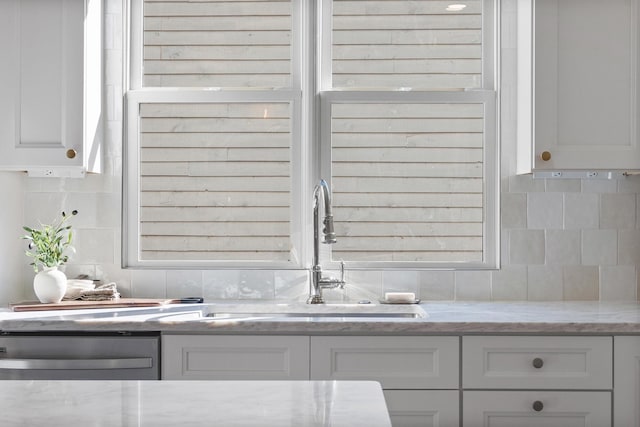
[40,302,427,322]
[207,311,423,319]
[202,302,427,320]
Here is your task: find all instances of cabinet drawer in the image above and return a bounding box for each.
[310,336,459,389]
[463,336,612,389]
[162,335,309,380]
[384,390,459,427]
[463,391,611,427]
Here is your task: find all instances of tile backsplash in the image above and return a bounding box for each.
[1,0,638,304]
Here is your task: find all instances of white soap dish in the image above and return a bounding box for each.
[379,299,421,305]
[380,292,419,304]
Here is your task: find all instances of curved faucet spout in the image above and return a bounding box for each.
[308,179,345,304]
[314,179,336,244]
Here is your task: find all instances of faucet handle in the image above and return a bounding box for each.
[339,260,345,288]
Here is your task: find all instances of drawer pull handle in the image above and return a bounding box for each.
[532,357,544,369]
[532,401,544,412]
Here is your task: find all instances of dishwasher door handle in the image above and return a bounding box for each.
[0,357,153,370]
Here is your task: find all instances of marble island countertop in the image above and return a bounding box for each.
[3,301,640,334]
[0,380,391,426]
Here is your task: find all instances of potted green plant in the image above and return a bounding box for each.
[22,210,78,303]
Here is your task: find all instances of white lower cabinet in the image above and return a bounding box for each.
[462,336,613,427]
[162,334,460,426]
[462,336,613,389]
[310,336,459,389]
[161,333,622,426]
[310,336,460,427]
[614,336,640,427]
[384,390,459,427]
[463,391,611,426]
[161,335,309,380]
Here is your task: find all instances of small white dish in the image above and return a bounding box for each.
[379,299,421,305]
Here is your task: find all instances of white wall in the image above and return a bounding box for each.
[1,0,638,305]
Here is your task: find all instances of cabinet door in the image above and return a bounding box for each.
[310,336,459,389]
[463,391,611,427]
[161,335,310,380]
[0,0,102,176]
[384,390,459,427]
[463,336,612,389]
[614,336,640,427]
[517,0,640,172]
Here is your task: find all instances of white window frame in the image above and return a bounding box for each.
[320,92,499,270]
[318,0,500,270]
[123,0,309,269]
[122,0,500,270]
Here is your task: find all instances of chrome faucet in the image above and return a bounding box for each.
[307,179,345,304]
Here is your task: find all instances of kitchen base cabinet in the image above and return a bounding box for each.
[162,335,460,426]
[462,336,612,426]
[310,336,459,427]
[463,391,611,427]
[462,336,613,389]
[162,333,623,426]
[614,336,640,427]
[384,390,459,427]
[161,335,309,380]
[310,336,459,389]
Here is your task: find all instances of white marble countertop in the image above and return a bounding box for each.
[3,301,640,334]
[0,380,391,426]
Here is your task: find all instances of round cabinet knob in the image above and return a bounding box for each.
[540,151,551,161]
[532,401,544,412]
[66,149,77,159]
[532,357,544,369]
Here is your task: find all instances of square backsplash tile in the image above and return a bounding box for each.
[455,270,491,301]
[166,270,203,299]
[527,266,563,301]
[563,266,599,301]
[545,230,581,265]
[600,265,637,301]
[382,271,419,296]
[600,194,636,229]
[563,193,599,229]
[131,270,167,299]
[491,265,527,301]
[419,271,455,301]
[528,192,563,229]
[509,229,545,265]
[275,270,309,301]
[582,230,617,266]
[203,270,276,300]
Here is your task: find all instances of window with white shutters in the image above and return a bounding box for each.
[124,0,299,268]
[321,0,497,266]
[124,0,498,269]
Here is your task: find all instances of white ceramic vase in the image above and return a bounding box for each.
[33,267,67,303]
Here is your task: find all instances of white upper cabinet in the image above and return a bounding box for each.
[517,0,640,173]
[0,0,102,177]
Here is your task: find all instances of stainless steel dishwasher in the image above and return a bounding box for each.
[0,332,160,380]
